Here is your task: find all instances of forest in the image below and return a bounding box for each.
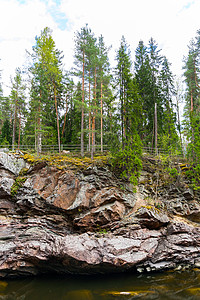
[0,25,200,183]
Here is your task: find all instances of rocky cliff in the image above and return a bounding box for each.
[0,151,200,278]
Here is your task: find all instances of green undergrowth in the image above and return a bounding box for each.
[21,152,111,171]
[18,151,200,193]
[11,176,27,195]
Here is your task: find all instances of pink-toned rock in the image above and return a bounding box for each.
[74,201,126,229]
[28,167,80,210]
[1,153,200,278]
[135,206,169,229]
[25,165,135,229]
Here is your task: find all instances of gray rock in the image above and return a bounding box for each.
[0,152,26,175]
[0,176,15,198]
[183,188,194,200]
[0,148,9,153]
[135,206,169,229]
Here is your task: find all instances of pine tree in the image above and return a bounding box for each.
[10,68,26,150]
[97,35,111,152]
[74,25,112,158]
[74,25,92,156]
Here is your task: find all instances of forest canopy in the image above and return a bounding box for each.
[0,25,199,175]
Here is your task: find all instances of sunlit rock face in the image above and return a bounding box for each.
[0,152,200,278]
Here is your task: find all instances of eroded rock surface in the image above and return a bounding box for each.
[0,152,200,278]
[0,152,27,175]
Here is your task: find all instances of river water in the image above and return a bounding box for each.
[0,269,200,300]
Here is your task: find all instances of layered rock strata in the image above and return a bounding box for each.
[0,152,200,278]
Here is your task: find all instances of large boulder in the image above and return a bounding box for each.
[23,165,137,230]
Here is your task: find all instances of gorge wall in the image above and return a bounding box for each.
[0,151,200,278]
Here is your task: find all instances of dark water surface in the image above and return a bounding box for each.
[1,269,200,300]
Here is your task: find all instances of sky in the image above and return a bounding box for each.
[0,0,200,96]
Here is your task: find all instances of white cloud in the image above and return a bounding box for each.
[59,0,200,76]
[0,0,200,96]
[0,0,58,94]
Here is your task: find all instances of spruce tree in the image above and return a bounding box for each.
[159,56,179,152]
[0,68,12,141]
[183,35,200,163]
[27,27,63,153]
[0,119,12,145]
[114,37,142,184]
[134,40,152,142]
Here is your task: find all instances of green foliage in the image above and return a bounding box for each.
[1,137,9,146]
[168,167,178,179]
[96,224,108,234]
[0,26,187,162]
[185,165,200,191]
[0,119,12,144]
[111,135,142,187]
[27,27,63,153]
[158,133,182,155]
[9,68,26,149]
[134,39,180,152]
[11,177,26,196]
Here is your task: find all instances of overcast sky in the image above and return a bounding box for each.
[0,0,200,96]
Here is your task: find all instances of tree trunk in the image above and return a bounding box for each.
[12,100,17,152]
[176,91,184,155]
[190,90,195,159]
[123,82,126,140]
[191,90,194,112]
[155,102,158,155]
[91,67,97,160]
[17,109,21,150]
[37,117,42,155]
[88,70,91,152]
[100,80,103,152]
[37,92,42,155]
[53,81,61,153]
[62,94,68,139]
[81,50,85,157]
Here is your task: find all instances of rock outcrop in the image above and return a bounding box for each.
[0,152,200,278]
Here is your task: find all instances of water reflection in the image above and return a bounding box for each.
[0,269,200,300]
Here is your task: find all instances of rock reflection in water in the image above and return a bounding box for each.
[0,270,200,300]
[64,290,93,300]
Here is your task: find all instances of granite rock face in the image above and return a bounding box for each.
[0,152,27,175]
[0,152,200,278]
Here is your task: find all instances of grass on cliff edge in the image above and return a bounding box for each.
[20,151,111,170]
